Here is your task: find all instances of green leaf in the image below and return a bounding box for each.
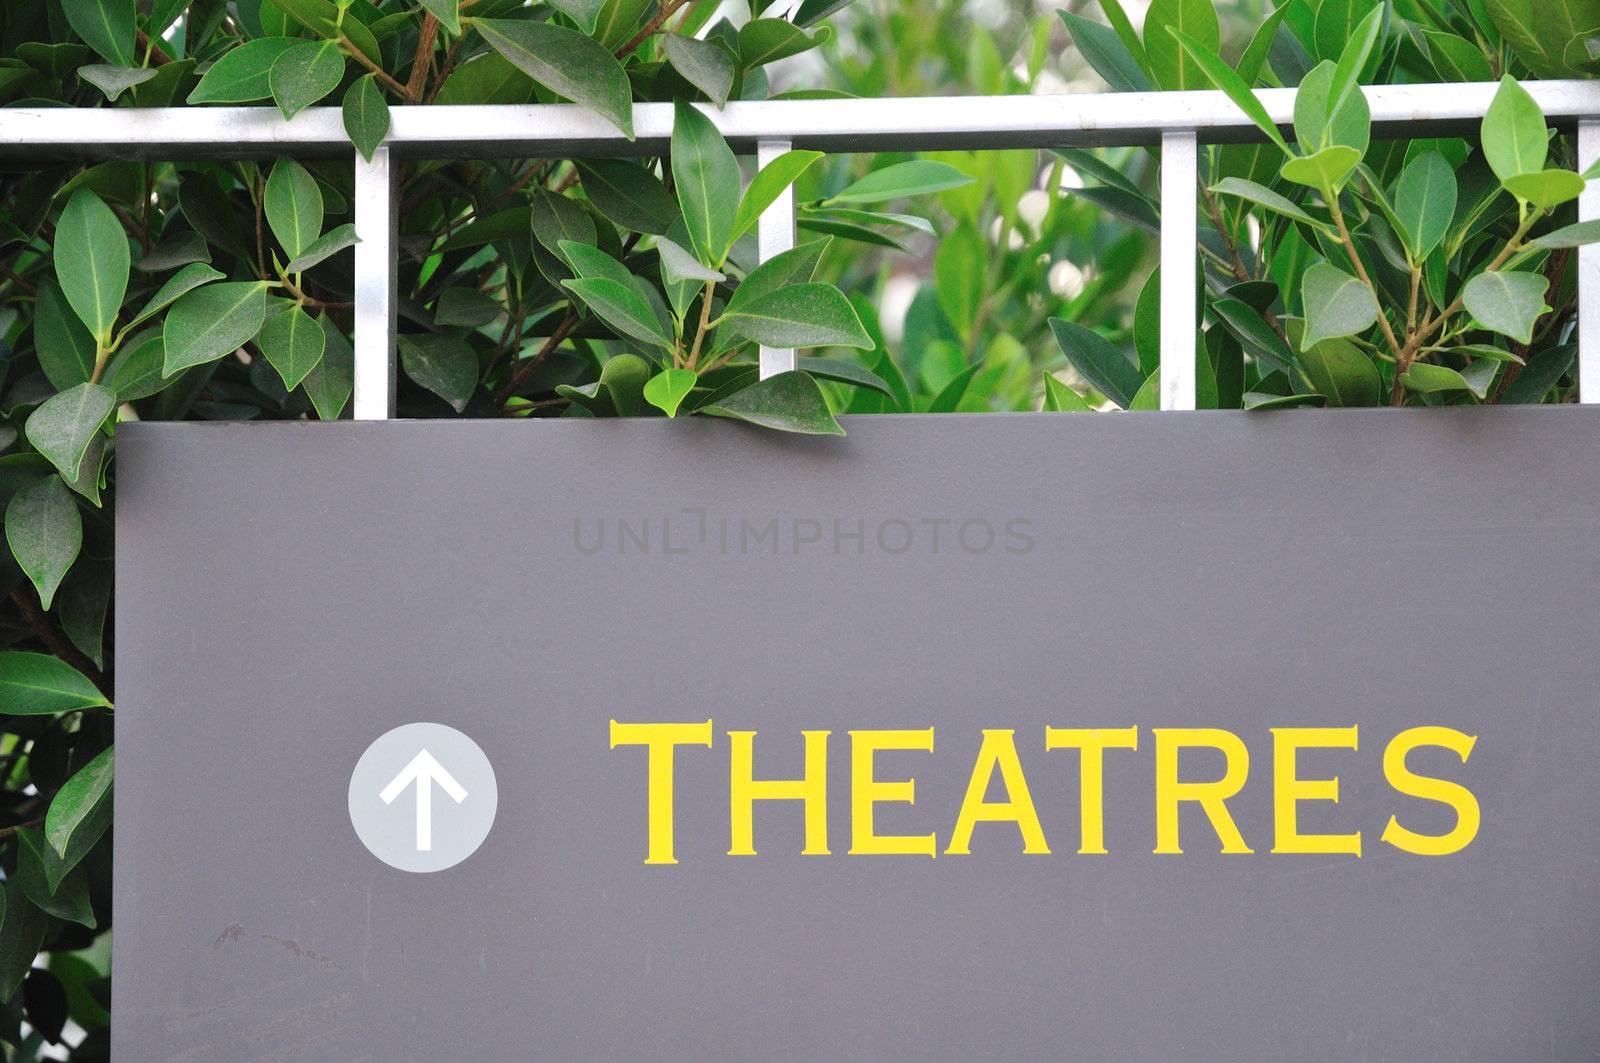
[55,189,129,345]
[33,279,96,391]
[1143,0,1219,91]
[644,367,697,417]
[738,19,828,67]
[597,353,652,417]
[1530,219,1600,249]
[78,63,158,101]
[1300,261,1379,349]
[801,356,894,396]
[16,829,96,928]
[1324,4,1384,131]
[547,0,604,33]
[926,362,980,413]
[0,650,106,715]
[5,478,81,612]
[1244,391,1327,409]
[1300,336,1381,406]
[418,0,460,35]
[399,334,477,413]
[126,262,224,331]
[258,304,325,390]
[342,74,390,163]
[1048,318,1143,409]
[560,240,639,286]
[1060,11,1152,92]
[45,746,113,860]
[265,159,324,261]
[934,222,984,342]
[1482,0,1586,79]
[726,239,830,313]
[562,277,675,348]
[1043,374,1092,411]
[1169,30,1289,155]
[1500,343,1574,404]
[1503,169,1586,209]
[163,281,269,375]
[733,149,824,248]
[825,161,975,206]
[1482,75,1547,184]
[302,315,353,419]
[655,237,725,284]
[671,100,740,267]
[577,160,676,235]
[57,558,109,669]
[269,38,344,121]
[701,370,845,435]
[188,37,302,104]
[284,223,359,273]
[1280,145,1363,191]
[25,383,115,482]
[102,333,168,402]
[1096,0,1152,77]
[1462,270,1549,343]
[1292,60,1370,156]
[475,19,635,139]
[1400,360,1481,396]
[718,283,872,349]
[60,0,134,66]
[1210,177,1320,226]
[1391,152,1457,261]
[1424,30,1494,82]
[663,33,736,108]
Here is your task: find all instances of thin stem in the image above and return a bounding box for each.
[617,0,694,58]
[495,309,580,408]
[686,280,716,369]
[406,15,440,103]
[343,36,416,101]
[1325,185,1403,360]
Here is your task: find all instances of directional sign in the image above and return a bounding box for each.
[347,722,497,873]
[115,411,1600,1060]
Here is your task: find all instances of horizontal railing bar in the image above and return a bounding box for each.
[3,81,1598,160]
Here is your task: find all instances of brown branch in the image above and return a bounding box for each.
[425,35,467,105]
[495,309,580,408]
[342,35,416,101]
[406,15,440,103]
[136,28,174,66]
[9,588,108,697]
[0,816,44,842]
[617,0,694,58]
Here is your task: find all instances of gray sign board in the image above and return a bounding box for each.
[114,410,1600,1061]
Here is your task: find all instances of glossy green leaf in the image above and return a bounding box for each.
[1391,152,1457,261]
[1300,262,1379,350]
[34,278,96,390]
[643,368,697,417]
[1048,318,1143,409]
[55,188,129,345]
[5,478,81,611]
[701,370,845,435]
[1043,374,1092,411]
[801,356,894,396]
[265,159,323,261]
[1424,30,1494,82]
[342,73,390,163]
[1060,11,1153,93]
[1500,343,1575,403]
[1300,336,1381,406]
[302,315,354,419]
[102,333,168,402]
[284,223,359,273]
[1400,361,1478,395]
[188,38,302,104]
[671,100,740,267]
[1280,145,1363,190]
[398,334,477,412]
[0,651,105,719]
[78,63,158,101]
[163,281,269,375]
[1143,0,1219,90]
[1482,75,1548,184]
[1503,168,1586,208]
[15,829,95,928]
[45,746,113,860]
[725,239,830,313]
[60,0,134,66]
[825,161,974,206]
[1324,4,1384,128]
[719,283,872,348]
[738,19,828,68]
[258,304,325,390]
[1244,391,1327,409]
[25,383,115,482]
[269,38,344,121]
[733,150,824,247]
[655,237,724,285]
[1210,177,1319,226]
[475,19,635,139]
[577,159,677,235]
[1169,29,1289,155]
[1463,270,1550,343]
[126,262,224,330]
[663,33,736,108]
[1530,219,1600,249]
[563,277,675,348]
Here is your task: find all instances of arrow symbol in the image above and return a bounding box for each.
[378,748,468,852]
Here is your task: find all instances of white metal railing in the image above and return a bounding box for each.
[5,80,1599,416]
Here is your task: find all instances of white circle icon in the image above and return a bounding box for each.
[348,722,498,873]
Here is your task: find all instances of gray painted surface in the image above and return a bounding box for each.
[114,410,1600,1061]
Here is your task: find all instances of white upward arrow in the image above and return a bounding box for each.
[378,748,468,852]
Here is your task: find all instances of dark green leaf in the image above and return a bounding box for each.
[577,159,676,235]
[342,73,390,163]
[0,650,107,714]
[663,33,736,107]
[800,356,893,397]
[302,315,354,419]
[1060,11,1152,92]
[258,304,325,390]
[671,99,740,266]
[61,0,134,66]
[718,283,871,348]
[1392,152,1457,261]
[1500,343,1574,403]
[399,334,477,412]
[475,19,635,138]
[1300,336,1381,406]
[5,477,81,613]
[45,746,113,861]
[33,279,95,391]
[188,38,302,104]
[164,282,269,375]
[55,188,129,345]
[284,223,359,273]
[701,370,845,434]
[269,38,345,120]
[25,384,115,482]
[1048,318,1143,409]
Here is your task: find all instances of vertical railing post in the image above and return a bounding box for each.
[1580,121,1599,405]
[353,145,398,420]
[756,138,797,379]
[1159,129,1198,412]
